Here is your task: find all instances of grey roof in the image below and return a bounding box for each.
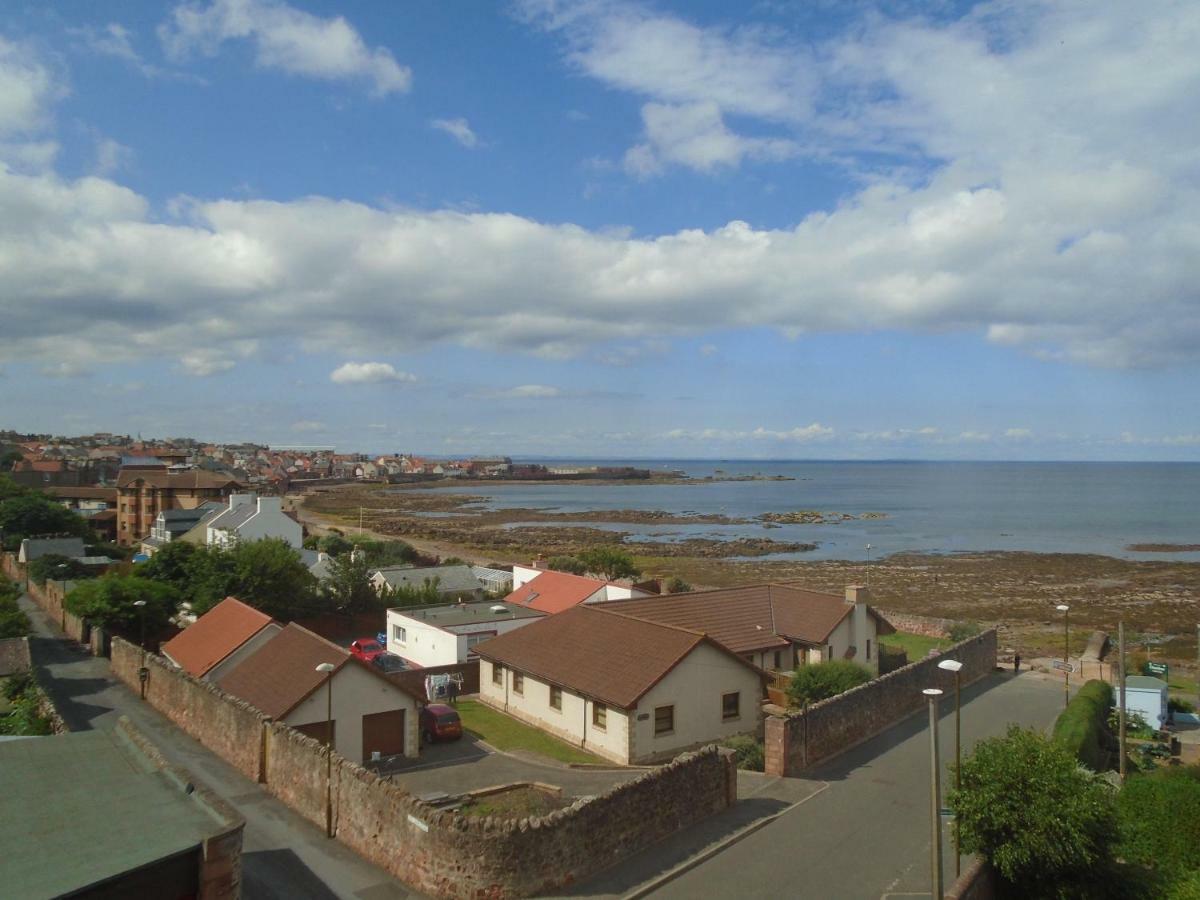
[1125,675,1168,690]
[19,537,86,561]
[373,564,491,595]
[207,503,257,531]
[390,600,545,629]
[160,507,209,522]
[0,729,228,898]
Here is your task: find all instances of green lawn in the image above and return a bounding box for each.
[455,699,606,765]
[879,631,953,661]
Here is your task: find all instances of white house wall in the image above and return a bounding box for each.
[478,659,632,764]
[386,613,458,667]
[286,662,418,762]
[236,500,302,548]
[629,642,762,764]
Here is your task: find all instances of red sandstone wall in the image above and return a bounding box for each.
[765,629,998,776]
[111,637,266,780]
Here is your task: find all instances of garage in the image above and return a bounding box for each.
[361,709,406,761]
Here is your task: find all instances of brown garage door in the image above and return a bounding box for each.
[361,709,405,762]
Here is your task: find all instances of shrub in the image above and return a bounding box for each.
[949,725,1118,896]
[546,555,587,575]
[720,735,764,771]
[948,620,982,642]
[0,592,30,639]
[1169,697,1196,714]
[65,574,179,635]
[787,660,872,706]
[1053,679,1114,771]
[27,554,92,586]
[1117,765,1200,879]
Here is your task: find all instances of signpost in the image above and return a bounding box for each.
[1052,660,1076,674]
[1146,661,1169,678]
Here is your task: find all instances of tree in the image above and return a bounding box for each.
[949,725,1118,897]
[0,450,23,470]
[64,574,179,635]
[0,580,30,639]
[136,540,199,593]
[318,533,354,556]
[0,492,93,549]
[27,554,92,586]
[546,555,587,575]
[578,546,640,581]
[1117,766,1200,880]
[192,539,319,621]
[322,550,379,616]
[787,660,872,706]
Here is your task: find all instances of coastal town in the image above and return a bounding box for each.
[1,430,1198,898]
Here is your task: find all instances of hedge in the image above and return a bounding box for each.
[1052,679,1114,771]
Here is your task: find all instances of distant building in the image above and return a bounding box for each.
[116,465,240,546]
[386,600,546,668]
[369,564,509,600]
[205,493,302,550]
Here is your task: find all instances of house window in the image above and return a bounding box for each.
[492,663,503,686]
[465,632,495,657]
[773,650,782,670]
[654,705,674,736]
[392,624,407,644]
[512,671,524,695]
[722,692,740,721]
[592,703,607,730]
[550,685,562,711]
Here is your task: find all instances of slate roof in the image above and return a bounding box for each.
[472,605,761,709]
[604,583,893,653]
[160,597,275,678]
[501,570,611,614]
[372,564,489,595]
[206,503,257,531]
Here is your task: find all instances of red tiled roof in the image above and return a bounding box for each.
[160,597,274,678]
[472,605,761,709]
[501,570,610,614]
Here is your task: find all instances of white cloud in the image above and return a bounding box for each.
[71,22,202,82]
[330,361,417,384]
[1004,428,1033,440]
[160,0,411,96]
[664,423,833,442]
[179,349,236,376]
[699,343,717,356]
[625,101,796,177]
[290,419,325,433]
[431,117,478,148]
[93,136,133,176]
[0,36,63,139]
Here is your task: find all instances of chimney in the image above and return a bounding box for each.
[257,496,283,513]
[845,585,876,674]
[532,558,546,570]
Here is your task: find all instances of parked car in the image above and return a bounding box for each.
[420,703,463,744]
[372,652,408,673]
[349,637,385,663]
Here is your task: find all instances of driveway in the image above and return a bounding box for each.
[562,671,1067,899]
[379,730,643,799]
[18,594,421,900]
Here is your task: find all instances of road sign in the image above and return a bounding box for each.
[1051,659,1076,673]
[1146,661,1169,677]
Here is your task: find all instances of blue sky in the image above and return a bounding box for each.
[1,0,1199,460]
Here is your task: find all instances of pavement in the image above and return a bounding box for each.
[566,671,1067,900]
[381,732,642,798]
[17,593,422,900]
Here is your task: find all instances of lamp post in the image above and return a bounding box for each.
[133,599,148,699]
[938,659,964,877]
[865,543,873,587]
[1056,604,1070,708]
[923,687,945,900]
[315,662,336,837]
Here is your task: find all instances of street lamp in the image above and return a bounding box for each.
[865,543,873,587]
[315,662,336,838]
[938,659,964,878]
[133,600,148,699]
[1056,604,1070,708]
[924,687,945,900]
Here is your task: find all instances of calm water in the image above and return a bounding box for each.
[408,460,1200,562]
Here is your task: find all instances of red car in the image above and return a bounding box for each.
[349,637,385,663]
[420,704,463,744]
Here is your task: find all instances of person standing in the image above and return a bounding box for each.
[1013,652,1021,674]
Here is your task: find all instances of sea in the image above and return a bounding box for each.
[409,460,1200,563]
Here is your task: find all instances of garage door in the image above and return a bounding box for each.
[361,709,405,762]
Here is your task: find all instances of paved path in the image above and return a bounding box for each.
[18,594,420,900]
[576,671,1067,900]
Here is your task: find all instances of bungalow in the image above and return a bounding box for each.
[160,596,282,683]
[386,599,545,668]
[474,605,765,765]
[217,622,422,762]
[604,583,894,674]
[502,567,649,614]
[370,564,506,600]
